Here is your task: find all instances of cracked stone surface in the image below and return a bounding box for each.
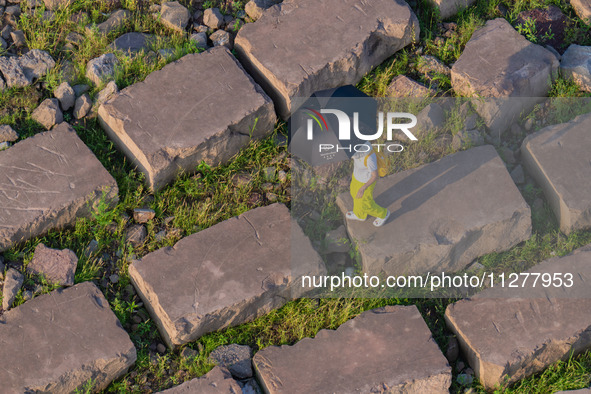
[98,46,276,191]
[160,366,241,393]
[129,203,325,347]
[451,18,559,135]
[445,245,591,388]
[0,123,119,252]
[521,112,591,234]
[254,305,451,393]
[0,282,137,393]
[336,145,531,276]
[235,0,419,119]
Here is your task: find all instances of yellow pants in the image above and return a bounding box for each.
[350,176,388,220]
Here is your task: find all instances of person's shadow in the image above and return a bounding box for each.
[373,145,497,224]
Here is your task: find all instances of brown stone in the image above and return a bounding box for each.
[235,0,419,119]
[386,75,436,98]
[74,93,92,119]
[0,282,136,392]
[521,112,591,234]
[27,243,78,286]
[133,208,155,223]
[2,268,23,310]
[0,123,119,252]
[254,305,451,393]
[445,245,591,388]
[571,0,591,24]
[0,124,18,143]
[31,98,63,129]
[98,47,276,191]
[160,366,241,393]
[428,0,477,18]
[129,203,325,347]
[336,145,531,276]
[42,0,72,10]
[87,9,131,35]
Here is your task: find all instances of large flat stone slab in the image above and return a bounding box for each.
[0,123,118,252]
[159,366,241,393]
[98,46,276,191]
[521,112,591,234]
[129,203,325,347]
[0,282,137,393]
[253,305,451,393]
[336,145,531,276]
[451,18,559,135]
[235,0,419,119]
[445,245,591,388]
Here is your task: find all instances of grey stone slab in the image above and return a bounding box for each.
[521,112,591,234]
[0,282,137,393]
[451,19,559,135]
[0,123,119,252]
[336,145,531,276]
[445,245,591,389]
[571,0,591,24]
[254,305,451,393]
[560,44,591,92]
[160,366,241,393]
[98,47,276,191]
[129,203,325,347]
[235,0,419,119]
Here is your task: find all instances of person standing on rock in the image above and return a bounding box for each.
[346,141,390,227]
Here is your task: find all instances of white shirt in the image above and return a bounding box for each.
[352,150,377,183]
